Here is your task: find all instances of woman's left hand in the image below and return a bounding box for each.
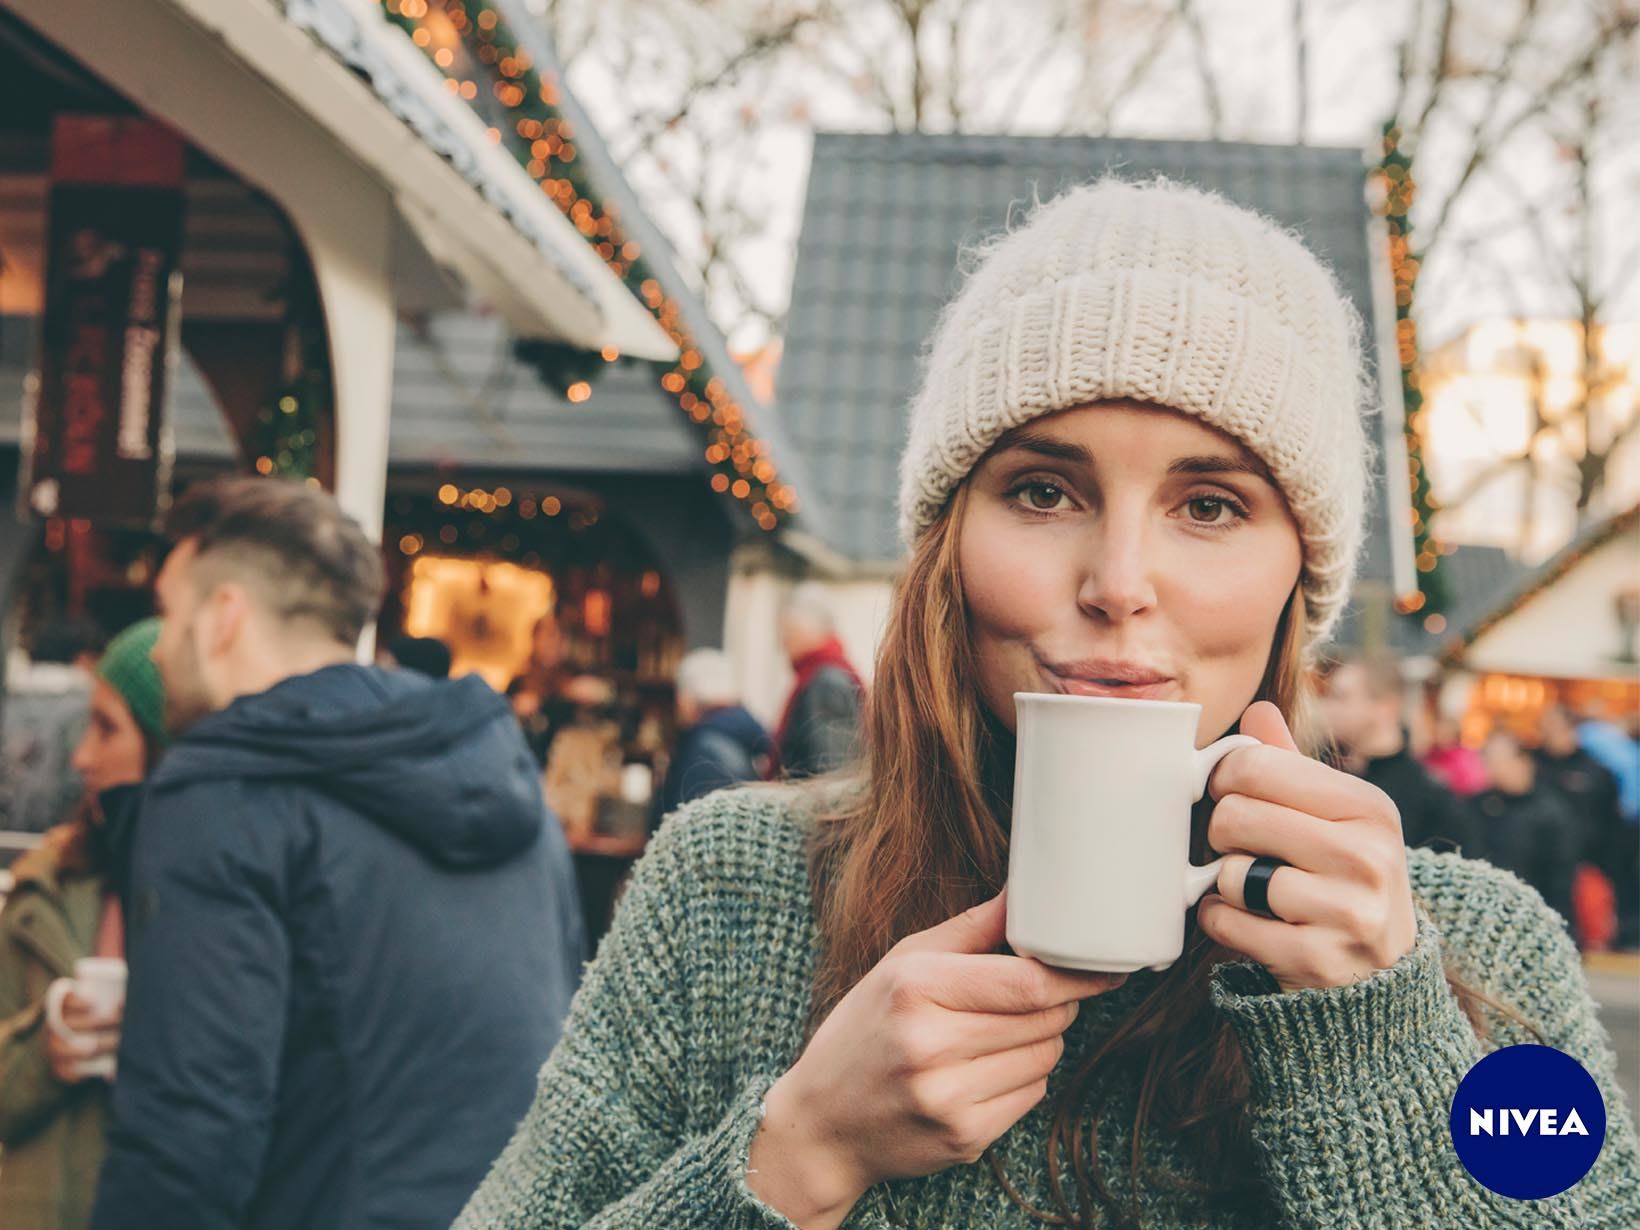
[1196,701,1418,993]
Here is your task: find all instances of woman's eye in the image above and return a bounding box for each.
[1016,482,1068,512]
[1186,496,1235,524]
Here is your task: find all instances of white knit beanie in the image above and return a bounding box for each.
[897,178,1372,645]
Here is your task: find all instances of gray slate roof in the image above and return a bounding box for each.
[0,313,706,475]
[1438,503,1638,661]
[1394,543,1532,658]
[777,133,1403,588]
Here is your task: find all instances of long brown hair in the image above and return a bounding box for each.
[805,482,1536,1228]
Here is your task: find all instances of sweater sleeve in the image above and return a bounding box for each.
[0,994,69,1146]
[1209,861,1640,1228]
[453,811,801,1230]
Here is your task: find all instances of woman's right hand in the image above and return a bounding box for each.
[747,892,1126,1228]
[44,986,121,1085]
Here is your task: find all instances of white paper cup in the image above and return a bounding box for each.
[73,957,127,1021]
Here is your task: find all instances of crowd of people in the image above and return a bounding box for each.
[0,178,1634,1228]
[1317,653,1639,951]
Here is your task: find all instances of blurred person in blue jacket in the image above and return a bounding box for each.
[653,647,772,826]
[1577,711,1640,948]
[90,477,585,1230]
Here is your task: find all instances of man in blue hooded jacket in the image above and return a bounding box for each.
[90,477,585,1230]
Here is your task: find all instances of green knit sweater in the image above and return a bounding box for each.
[456,785,1640,1228]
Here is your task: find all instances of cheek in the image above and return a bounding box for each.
[1165,529,1300,729]
[114,730,147,780]
[959,510,1075,720]
[81,729,143,789]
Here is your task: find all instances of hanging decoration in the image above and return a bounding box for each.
[251,258,326,481]
[380,0,793,532]
[1375,118,1448,621]
[514,339,608,397]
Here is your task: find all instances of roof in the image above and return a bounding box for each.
[1333,542,1534,659]
[0,313,706,476]
[776,133,1402,578]
[416,0,828,541]
[1439,502,1640,666]
[273,0,674,360]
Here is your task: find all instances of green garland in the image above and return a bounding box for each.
[251,262,324,480]
[1377,118,1447,617]
[381,0,792,531]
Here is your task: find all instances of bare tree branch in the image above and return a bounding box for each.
[1387,0,1426,125]
[1408,0,1459,138]
[812,1,912,126]
[1290,0,1307,144]
[946,0,965,128]
[991,3,1076,130]
[1416,11,1630,260]
[1443,450,1532,516]
[1182,0,1223,140]
[615,16,815,162]
[1086,4,1181,135]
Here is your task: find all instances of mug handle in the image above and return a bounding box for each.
[1182,734,1262,905]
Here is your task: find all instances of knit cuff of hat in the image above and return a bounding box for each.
[1208,915,1481,1105]
[95,621,168,749]
[898,268,1366,645]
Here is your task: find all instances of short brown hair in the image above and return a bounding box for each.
[164,477,385,645]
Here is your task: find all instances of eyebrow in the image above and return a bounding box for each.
[1166,455,1272,481]
[990,431,1271,482]
[990,431,1093,465]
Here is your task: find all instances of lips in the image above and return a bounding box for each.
[1038,654,1178,700]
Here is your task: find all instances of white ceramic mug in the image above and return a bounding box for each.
[1006,693,1258,973]
[45,957,127,1080]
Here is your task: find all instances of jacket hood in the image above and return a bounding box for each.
[149,665,543,868]
[698,704,773,757]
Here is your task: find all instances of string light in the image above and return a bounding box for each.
[1376,120,1447,615]
[380,0,793,529]
[252,264,325,480]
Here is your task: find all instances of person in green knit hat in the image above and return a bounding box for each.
[0,618,166,1230]
[456,181,1640,1229]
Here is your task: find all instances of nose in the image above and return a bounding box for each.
[70,731,94,777]
[1076,504,1157,622]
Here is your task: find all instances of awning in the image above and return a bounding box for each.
[4,0,677,362]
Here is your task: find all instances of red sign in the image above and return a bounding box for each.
[24,117,186,527]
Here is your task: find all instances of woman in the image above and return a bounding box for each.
[456,182,1640,1228]
[509,612,618,768]
[0,619,167,1230]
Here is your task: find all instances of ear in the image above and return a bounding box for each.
[200,582,251,660]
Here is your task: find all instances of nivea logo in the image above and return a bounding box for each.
[1467,1107,1590,1137]
[1450,1045,1606,1199]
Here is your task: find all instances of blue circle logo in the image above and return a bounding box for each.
[1450,1044,1606,1199]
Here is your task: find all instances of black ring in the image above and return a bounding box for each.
[1242,856,1285,920]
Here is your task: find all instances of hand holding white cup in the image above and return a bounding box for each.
[1005,693,1258,973]
[748,891,1126,1229]
[44,957,126,1082]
